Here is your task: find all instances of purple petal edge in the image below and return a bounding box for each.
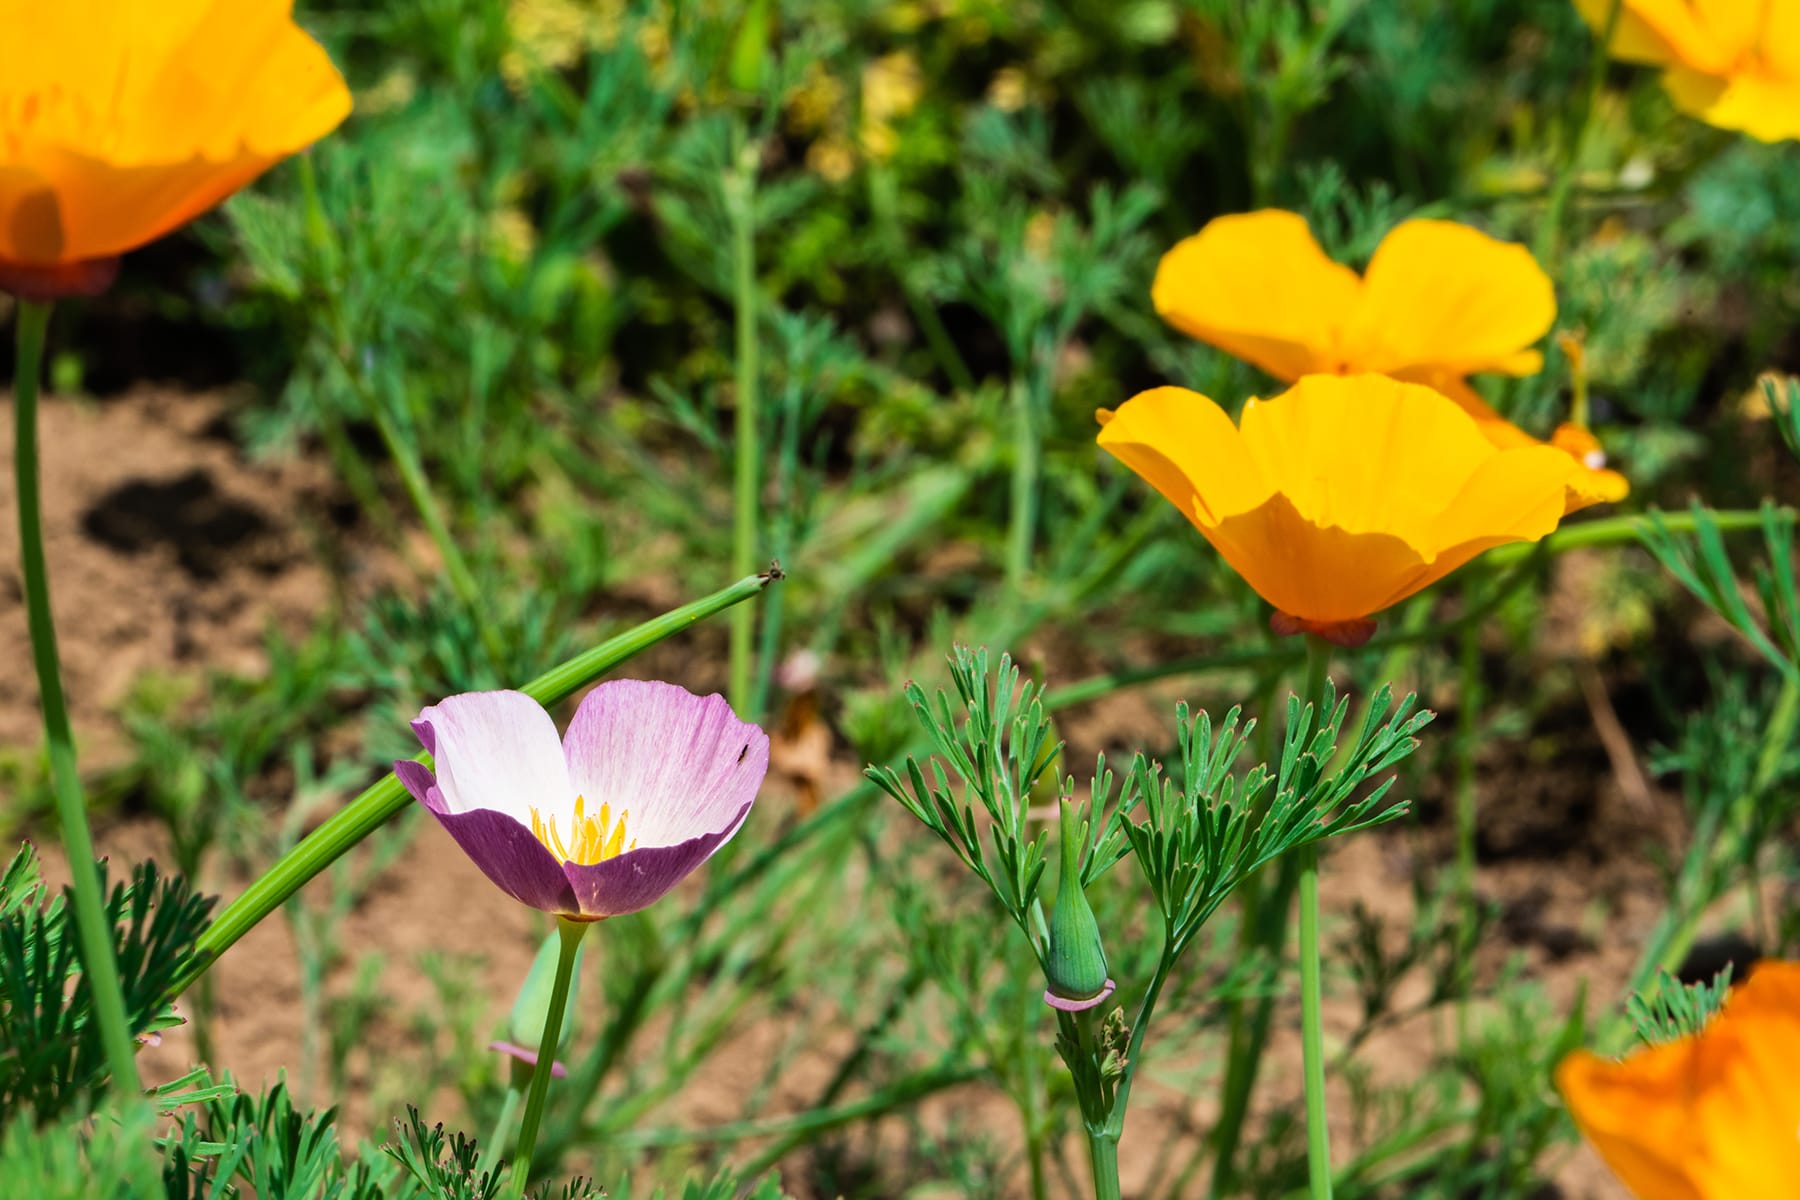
[1044,978,1117,1012]
[425,806,580,916]
[560,799,752,918]
[490,1040,568,1078]
[394,759,442,812]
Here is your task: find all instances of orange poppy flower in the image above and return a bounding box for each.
[1153,209,1626,512]
[1576,0,1800,143]
[1557,961,1800,1199]
[0,0,352,299]
[1096,374,1575,645]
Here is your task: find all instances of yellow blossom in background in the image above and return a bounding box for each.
[806,136,856,184]
[1557,961,1800,1199]
[1154,209,1626,512]
[860,52,922,160]
[988,66,1031,111]
[787,63,848,136]
[1096,374,1575,645]
[501,0,623,89]
[487,207,538,268]
[0,0,351,299]
[1155,210,1554,394]
[1023,211,1058,260]
[1576,0,1800,142]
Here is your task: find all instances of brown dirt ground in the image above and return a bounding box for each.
[7,384,1735,1199]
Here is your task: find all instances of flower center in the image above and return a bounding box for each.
[530,795,637,866]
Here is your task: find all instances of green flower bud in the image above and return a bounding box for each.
[727,0,773,94]
[1044,798,1112,1011]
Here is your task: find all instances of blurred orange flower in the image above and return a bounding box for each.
[1576,0,1800,142]
[0,0,352,299]
[1557,961,1800,1200]
[1096,374,1574,645]
[1153,209,1625,512]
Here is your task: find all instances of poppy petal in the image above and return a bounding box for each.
[425,806,581,916]
[412,691,572,828]
[1425,445,1572,557]
[0,0,350,265]
[1239,374,1502,540]
[1347,220,1554,380]
[1096,386,1271,525]
[1571,0,1690,67]
[561,680,768,850]
[560,810,751,918]
[1201,495,1434,624]
[1151,210,1361,382]
[1663,66,1800,143]
[1558,962,1800,1200]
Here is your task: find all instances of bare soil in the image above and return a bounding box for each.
[5,384,1721,1198]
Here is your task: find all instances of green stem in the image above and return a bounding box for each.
[1537,0,1623,264]
[1298,636,1334,1200]
[1088,1130,1122,1200]
[1206,858,1296,1199]
[1297,843,1332,1200]
[727,149,760,718]
[12,301,143,1097]
[1005,348,1047,608]
[484,1085,522,1161]
[372,406,508,673]
[509,916,589,1199]
[170,570,777,997]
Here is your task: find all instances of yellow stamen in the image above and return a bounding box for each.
[529,795,638,866]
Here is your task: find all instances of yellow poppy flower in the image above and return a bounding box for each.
[1557,961,1800,1200]
[1576,0,1800,143]
[1153,209,1626,512]
[1096,374,1575,645]
[0,0,352,299]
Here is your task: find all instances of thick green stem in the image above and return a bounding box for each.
[509,916,589,1198]
[1298,636,1334,1200]
[171,571,776,996]
[1088,1130,1122,1200]
[12,301,143,1096]
[727,152,760,718]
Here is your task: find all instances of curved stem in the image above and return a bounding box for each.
[12,300,143,1096]
[509,916,589,1198]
